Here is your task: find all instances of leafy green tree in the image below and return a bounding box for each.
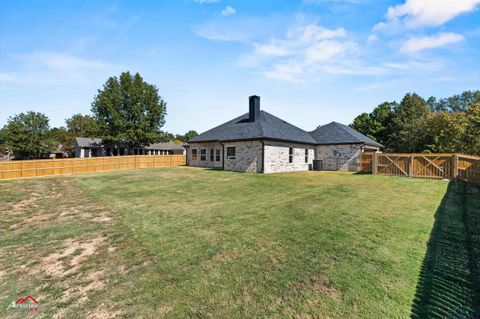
[351,102,395,147]
[159,131,175,142]
[387,93,430,153]
[66,114,99,138]
[430,90,480,112]
[49,127,73,155]
[2,112,54,159]
[91,72,167,153]
[424,112,467,153]
[463,103,480,155]
[175,130,198,143]
[0,128,6,157]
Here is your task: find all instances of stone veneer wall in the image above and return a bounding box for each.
[315,144,375,172]
[263,141,314,174]
[223,141,263,173]
[187,142,223,169]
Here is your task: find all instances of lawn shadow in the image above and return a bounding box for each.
[411,181,480,318]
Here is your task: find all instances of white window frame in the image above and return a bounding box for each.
[210,148,214,162]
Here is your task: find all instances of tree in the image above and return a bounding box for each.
[174,130,198,143]
[91,72,167,153]
[159,131,175,143]
[61,114,100,155]
[430,90,480,112]
[0,128,5,157]
[2,112,54,159]
[463,103,480,155]
[49,127,72,156]
[387,93,430,153]
[424,112,467,153]
[66,114,99,138]
[351,102,395,147]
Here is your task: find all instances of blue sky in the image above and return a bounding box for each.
[1,0,479,134]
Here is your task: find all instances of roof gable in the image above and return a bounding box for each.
[309,122,383,147]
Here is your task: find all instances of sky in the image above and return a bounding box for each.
[1,0,480,134]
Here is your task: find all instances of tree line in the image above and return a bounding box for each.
[0,72,198,159]
[350,91,480,155]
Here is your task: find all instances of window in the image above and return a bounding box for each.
[215,149,221,162]
[305,149,309,163]
[200,149,207,161]
[226,147,236,159]
[210,149,214,161]
[289,147,293,163]
[192,149,198,161]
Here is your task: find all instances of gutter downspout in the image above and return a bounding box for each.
[260,140,265,173]
[220,142,225,170]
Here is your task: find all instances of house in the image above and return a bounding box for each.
[186,95,382,173]
[75,137,185,158]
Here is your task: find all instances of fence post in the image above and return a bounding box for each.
[372,152,378,174]
[453,154,459,180]
[409,155,414,177]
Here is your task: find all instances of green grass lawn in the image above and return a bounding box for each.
[0,167,478,318]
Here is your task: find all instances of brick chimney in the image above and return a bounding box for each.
[249,95,260,122]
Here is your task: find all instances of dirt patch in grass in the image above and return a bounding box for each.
[0,177,120,318]
[38,236,106,277]
[294,275,342,301]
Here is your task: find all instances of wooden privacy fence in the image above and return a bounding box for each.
[0,155,186,180]
[360,152,480,183]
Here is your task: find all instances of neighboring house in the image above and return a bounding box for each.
[186,95,382,173]
[75,137,185,158]
[49,144,70,159]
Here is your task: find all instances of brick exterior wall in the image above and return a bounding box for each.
[223,141,263,173]
[187,142,223,169]
[263,141,314,174]
[315,144,379,172]
[188,140,377,173]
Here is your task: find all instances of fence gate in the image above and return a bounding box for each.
[377,154,411,177]
[361,152,480,183]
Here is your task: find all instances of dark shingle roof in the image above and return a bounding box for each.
[145,141,185,151]
[309,122,383,147]
[75,137,103,147]
[189,111,317,144]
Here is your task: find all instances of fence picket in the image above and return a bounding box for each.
[0,155,186,180]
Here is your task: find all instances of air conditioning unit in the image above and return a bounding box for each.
[312,159,323,171]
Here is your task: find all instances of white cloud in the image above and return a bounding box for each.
[254,42,291,57]
[21,52,110,71]
[221,6,236,16]
[0,52,119,85]
[400,32,464,53]
[192,0,221,3]
[303,0,369,4]
[241,24,363,81]
[375,0,480,31]
[367,34,378,43]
